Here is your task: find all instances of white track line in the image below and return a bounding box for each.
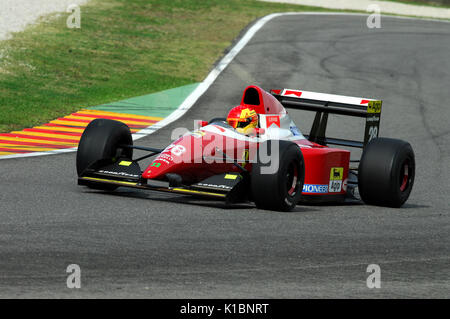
[1,12,448,160]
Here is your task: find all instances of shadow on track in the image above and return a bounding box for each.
[81,187,324,214]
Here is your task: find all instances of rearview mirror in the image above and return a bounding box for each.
[195,120,209,128]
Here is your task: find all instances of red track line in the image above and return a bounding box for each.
[43,123,85,128]
[22,128,82,137]
[40,124,140,134]
[128,126,148,129]
[57,117,91,123]
[43,122,147,130]
[0,140,75,149]
[0,133,80,143]
[72,113,159,123]
[54,118,149,129]
[0,147,31,153]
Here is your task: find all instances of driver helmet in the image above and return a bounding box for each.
[226,105,258,134]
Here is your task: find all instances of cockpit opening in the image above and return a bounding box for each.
[243,87,260,106]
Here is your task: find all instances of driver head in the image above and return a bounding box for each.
[226,105,258,134]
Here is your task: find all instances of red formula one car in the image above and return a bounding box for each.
[76,85,415,211]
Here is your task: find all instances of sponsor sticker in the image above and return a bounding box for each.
[158,153,174,162]
[119,161,132,166]
[197,183,232,190]
[98,170,139,178]
[266,116,280,128]
[302,184,328,194]
[329,167,343,193]
[367,100,382,113]
[290,125,301,136]
[330,167,343,180]
[224,174,238,180]
[329,180,342,193]
[241,149,250,167]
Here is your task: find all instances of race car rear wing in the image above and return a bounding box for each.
[271,89,382,148]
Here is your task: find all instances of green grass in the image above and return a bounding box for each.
[0,0,337,133]
[0,0,447,133]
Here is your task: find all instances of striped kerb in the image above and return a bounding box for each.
[0,109,163,156]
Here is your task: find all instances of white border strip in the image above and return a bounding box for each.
[1,12,448,160]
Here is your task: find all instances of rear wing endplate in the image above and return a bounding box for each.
[271,89,382,148]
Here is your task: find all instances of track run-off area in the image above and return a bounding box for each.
[0,13,449,297]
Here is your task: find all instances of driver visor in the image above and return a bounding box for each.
[227,117,253,129]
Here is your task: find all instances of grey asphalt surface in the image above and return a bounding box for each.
[0,14,449,298]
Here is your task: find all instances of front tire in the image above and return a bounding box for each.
[251,140,305,211]
[76,119,133,190]
[358,137,415,207]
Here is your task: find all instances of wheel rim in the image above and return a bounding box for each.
[286,162,299,196]
[399,159,411,192]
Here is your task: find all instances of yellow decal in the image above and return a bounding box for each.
[367,100,382,114]
[119,161,132,166]
[330,167,343,181]
[191,130,206,138]
[240,108,257,119]
[241,149,250,168]
[225,174,238,180]
[82,177,138,186]
[172,188,226,198]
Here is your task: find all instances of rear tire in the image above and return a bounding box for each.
[358,137,415,207]
[251,140,305,211]
[76,119,133,190]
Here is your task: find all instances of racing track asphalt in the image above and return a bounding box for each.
[0,14,449,298]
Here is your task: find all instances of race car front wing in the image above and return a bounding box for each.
[78,158,248,204]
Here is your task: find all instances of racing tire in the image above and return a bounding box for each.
[76,119,133,190]
[251,140,305,211]
[358,137,415,208]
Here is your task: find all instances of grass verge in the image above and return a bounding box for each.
[0,0,338,133]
